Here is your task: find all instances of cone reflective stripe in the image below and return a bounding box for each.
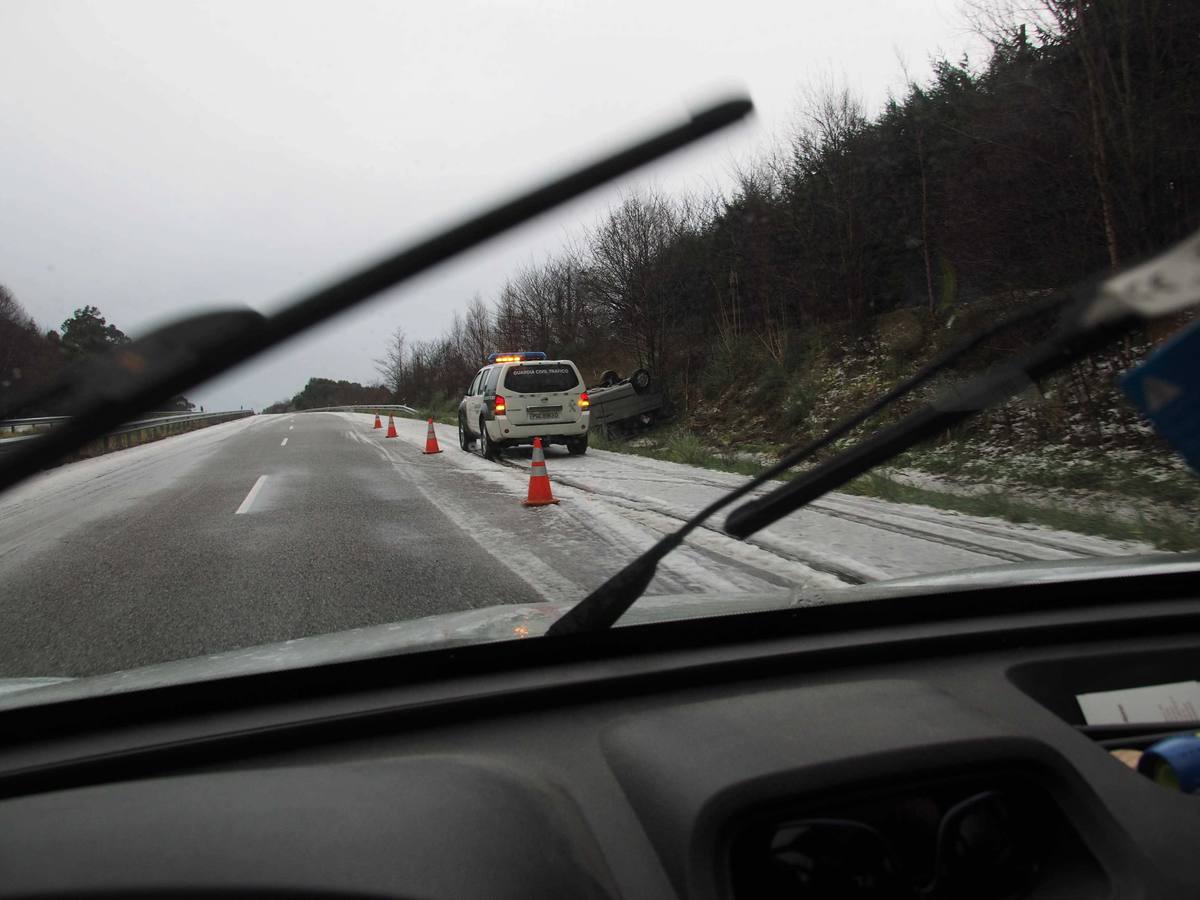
[523,437,559,506]
[385,415,398,438]
[373,414,382,429]
[423,417,443,454]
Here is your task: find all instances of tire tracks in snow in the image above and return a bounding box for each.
[495,457,865,586]
[581,451,1107,564]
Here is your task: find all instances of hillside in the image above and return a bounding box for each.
[598,296,1200,549]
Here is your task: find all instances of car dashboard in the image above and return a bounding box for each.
[0,572,1198,899]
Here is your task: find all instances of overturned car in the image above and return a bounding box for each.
[587,368,663,431]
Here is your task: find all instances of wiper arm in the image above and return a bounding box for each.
[725,319,1123,538]
[0,96,753,494]
[546,292,1073,636]
[0,311,268,494]
[728,231,1200,539]
[547,229,1200,636]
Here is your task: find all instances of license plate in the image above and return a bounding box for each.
[528,407,562,420]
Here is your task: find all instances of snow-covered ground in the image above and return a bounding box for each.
[0,410,1156,613]
[0,415,270,570]
[370,414,1154,597]
[0,412,1166,686]
[886,463,1193,527]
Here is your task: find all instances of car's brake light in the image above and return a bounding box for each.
[579,391,590,409]
[494,395,506,415]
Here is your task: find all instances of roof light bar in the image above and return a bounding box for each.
[487,351,547,364]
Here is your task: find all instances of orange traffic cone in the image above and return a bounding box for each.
[385,415,398,438]
[523,437,559,507]
[373,414,382,429]
[423,417,443,454]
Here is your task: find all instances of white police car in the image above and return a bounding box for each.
[458,352,591,458]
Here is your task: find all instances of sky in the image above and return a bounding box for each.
[0,0,988,411]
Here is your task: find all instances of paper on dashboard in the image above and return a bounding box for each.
[1076,680,1200,726]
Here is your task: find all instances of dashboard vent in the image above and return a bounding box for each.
[727,771,1105,899]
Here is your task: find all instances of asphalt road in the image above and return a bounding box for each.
[0,412,1150,679]
[0,414,540,676]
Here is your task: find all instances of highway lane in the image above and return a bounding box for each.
[0,411,1154,680]
[0,414,542,677]
[357,415,847,599]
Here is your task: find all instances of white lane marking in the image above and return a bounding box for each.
[280,437,288,446]
[235,475,268,515]
[288,425,294,430]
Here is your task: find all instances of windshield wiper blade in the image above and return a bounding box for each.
[547,229,1200,636]
[545,297,1074,636]
[728,230,1200,540]
[725,318,1126,538]
[0,311,269,493]
[0,96,752,494]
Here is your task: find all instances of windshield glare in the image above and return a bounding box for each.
[0,1,1197,697]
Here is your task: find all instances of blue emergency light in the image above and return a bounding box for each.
[487,351,547,364]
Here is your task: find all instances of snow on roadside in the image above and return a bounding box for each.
[568,442,1151,565]
[343,414,846,600]
[341,412,1157,592]
[0,415,268,514]
[0,415,270,566]
[813,493,1149,559]
[886,465,1192,529]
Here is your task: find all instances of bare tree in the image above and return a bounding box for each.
[462,295,492,365]
[585,191,684,372]
[788,83,869,319]
[493,282,525,350]
[374,326,407,397]
[966,0,1157,269]
[0,285,31,357]
[0,284,29,326]
[0,285,39,386]
[510,265,555,351]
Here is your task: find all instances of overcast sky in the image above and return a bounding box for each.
[1,0,986,410]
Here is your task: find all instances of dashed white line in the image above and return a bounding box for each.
[280,437,288,446]
[288,425,294,430]
[235,475,268,515]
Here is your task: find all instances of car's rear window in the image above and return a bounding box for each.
[503,364,579,393]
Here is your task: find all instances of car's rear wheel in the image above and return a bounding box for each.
[458,414,474,451]
[479,417,498,460]
[630,368,652,393]
[566,435,588,455]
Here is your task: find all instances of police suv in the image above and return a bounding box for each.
[458,352,591,459]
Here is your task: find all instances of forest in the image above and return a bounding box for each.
[0,299,194,414]
[370,0,1198,457]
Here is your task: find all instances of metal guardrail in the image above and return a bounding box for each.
[0,410,253,453]
[107,411,255,434]
[0,416,70,435]
[0,411,217,435]
[289,404,419,415]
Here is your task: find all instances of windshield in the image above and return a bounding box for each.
[1,1,1197,698]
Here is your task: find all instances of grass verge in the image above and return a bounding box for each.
[593,427,1199,552]
[897,441,1200,507]
[841,473,1200,551]
[591,426,767,477]
[353,406,456,426]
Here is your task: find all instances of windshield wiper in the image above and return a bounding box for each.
[547,229,1200,636]
[0,96,753,495]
